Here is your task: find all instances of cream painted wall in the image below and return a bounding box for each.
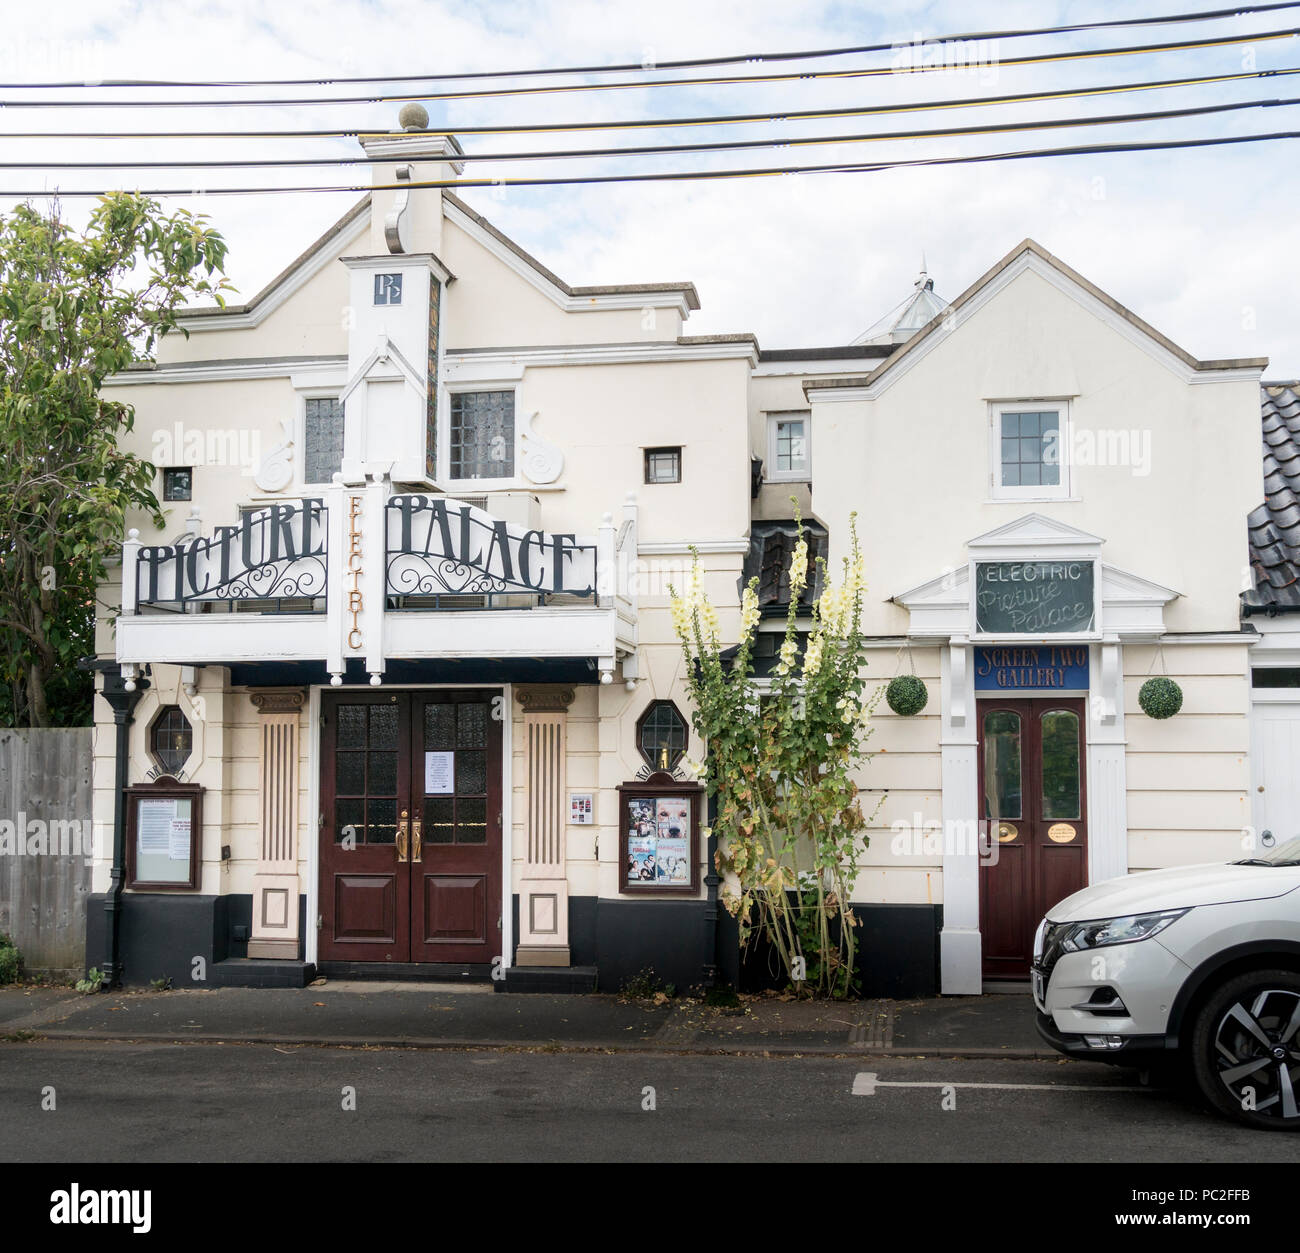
[1124,642,1251,870]
[810,266,1261,637]
[516,357,751,543]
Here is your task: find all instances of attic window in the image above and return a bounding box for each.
[991,403,1070,501]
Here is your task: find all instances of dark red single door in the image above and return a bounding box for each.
[319,689,502,965]
[409,691,502,964]
[978,699,1088,978]
[319,692,410,962]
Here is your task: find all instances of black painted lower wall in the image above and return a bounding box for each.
[87,889,939,995]
[518,895,943,997]
[84,892,306,988]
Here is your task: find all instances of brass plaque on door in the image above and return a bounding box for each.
[997,822,1018,843]
[1048,823,1077,843]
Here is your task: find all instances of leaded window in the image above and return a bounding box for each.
[149,706,193,776]
[304,396,345,484]
[450,391,515,479]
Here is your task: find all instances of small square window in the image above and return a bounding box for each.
[374,273,403,305]
[767,413,810,481]
[162,467,192,501]
[644,447,681,484]
[993,406,1067,499]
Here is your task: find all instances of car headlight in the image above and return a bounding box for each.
[1058,909,1189,952]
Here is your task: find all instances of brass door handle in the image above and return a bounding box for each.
[412,816,423,863]
[397,810,409,862]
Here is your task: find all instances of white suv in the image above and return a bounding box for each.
[1033,837,1300,1130]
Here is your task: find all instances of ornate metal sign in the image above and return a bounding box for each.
[386,495,597,599]
[136,500,326,608]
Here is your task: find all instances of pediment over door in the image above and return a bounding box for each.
[893,513,1179,639]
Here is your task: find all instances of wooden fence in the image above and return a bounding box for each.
[0,727,93,979]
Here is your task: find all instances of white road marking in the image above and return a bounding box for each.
[851,1071,1143,1096]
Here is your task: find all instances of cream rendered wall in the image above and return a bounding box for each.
[154,239,354,364]
[1124,642,1252,870]
[516,356,751,542]
[811,266,1261,637]
[854,644,945,905]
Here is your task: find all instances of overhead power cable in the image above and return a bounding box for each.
[4,2,1297,87]
[7,130,1298,196]
[7,95,1299,170]
[1,27,1295,107]
[4,65,1297,141]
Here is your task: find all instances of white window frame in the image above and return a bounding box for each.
[989,400,1072,502]
[442,382,521,487]
[766,411,811,483]
[297,387,347,490]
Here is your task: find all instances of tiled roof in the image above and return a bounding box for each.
[742,520,828,614]
[1245,384,1300,613]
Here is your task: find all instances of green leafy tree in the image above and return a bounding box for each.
[0,195,231,726]
[672,510,878,998]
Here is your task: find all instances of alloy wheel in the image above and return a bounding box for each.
[1211,988,1300,1122]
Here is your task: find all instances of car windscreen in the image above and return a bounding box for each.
[1235,835,1300,866]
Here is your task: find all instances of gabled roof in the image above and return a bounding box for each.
[442,192,700,310]
[178,195,372,324]
[1245,384,1300,614]
[804,238,1267,399]
[175,189,700,327]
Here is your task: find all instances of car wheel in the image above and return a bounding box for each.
[1190,969,1300,1131]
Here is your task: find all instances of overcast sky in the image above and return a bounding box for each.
[1,0,1297,375]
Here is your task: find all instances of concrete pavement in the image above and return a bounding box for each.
[0,982,1051,1057]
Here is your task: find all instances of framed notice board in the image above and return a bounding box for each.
[125,779,204,890]
[617,773,703,896]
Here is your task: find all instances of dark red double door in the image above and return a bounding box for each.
[978,698,1088,978]
[318,690,502,964]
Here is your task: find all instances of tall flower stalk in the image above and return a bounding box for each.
[672,510,875,999]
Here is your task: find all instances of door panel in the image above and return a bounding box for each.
[410,692,502,963]
[319,689,502,965]
[979,698,1088,978]
[319,693,411,962]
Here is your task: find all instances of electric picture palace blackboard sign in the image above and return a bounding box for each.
[974,560,1096,635]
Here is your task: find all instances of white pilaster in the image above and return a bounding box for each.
[940,636,982,994]
[1087,638,1129,884]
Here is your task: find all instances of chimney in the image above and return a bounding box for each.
[359,103,464,257]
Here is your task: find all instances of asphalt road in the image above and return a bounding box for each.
[3,1040,1299,1163]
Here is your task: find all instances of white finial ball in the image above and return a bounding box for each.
[330,673,343,687]
[369,673,383,687]
[127,529,140,541]
[600,671,613,685]
[398,102,430,132]
[124,679,136,692]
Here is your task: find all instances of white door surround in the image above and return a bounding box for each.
[897,514,1177,994]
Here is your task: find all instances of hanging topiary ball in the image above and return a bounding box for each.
[886,674,928,716]
[1139,676,1183,720]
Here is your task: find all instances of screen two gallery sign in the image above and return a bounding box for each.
[974,644,1090,691]
[974,560,1095,635]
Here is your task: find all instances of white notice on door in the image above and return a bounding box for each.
[425,751,454,795]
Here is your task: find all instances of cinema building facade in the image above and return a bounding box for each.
[88,117,1273,996]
